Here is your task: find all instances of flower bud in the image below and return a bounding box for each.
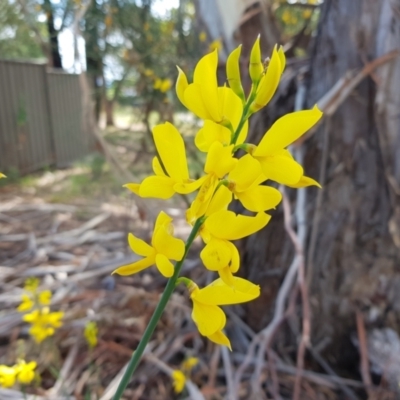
[249,36,264,84]
[227,45,245,102]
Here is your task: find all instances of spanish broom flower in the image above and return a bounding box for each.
[125,122,205,199]
[189,277,260,349]
[200,210,271,285]
[227,154,282,212]
[176,50,248,144]
[250,106,323,185]
[249,44,286,114]
[113,211,185,278]
[226,45,245,102]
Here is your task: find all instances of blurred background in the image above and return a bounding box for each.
[1,0,400,399]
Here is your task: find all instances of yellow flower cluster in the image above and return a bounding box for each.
[18,278,64,343]
[84,321,98,349]
[115,37,322,349]
[0,360,36,388]
[153,78,172,93]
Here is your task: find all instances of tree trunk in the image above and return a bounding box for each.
[43,0,62,69]
[241,0,400,375]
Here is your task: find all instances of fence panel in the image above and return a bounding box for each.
[47,71,90,168]
[0,60,54,173]
[0,60,92,174]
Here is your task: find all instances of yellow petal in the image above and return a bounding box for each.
[152,157,166,176]
[195,120,231,152]
[190,174,219,219]
[252,46,282,111]
[112,256,155,275]
[154,211,172,230]
[207,330,232,350]
[218,266,235,287]
[124,183,141,195]
[128,233,154,257]
[172,370,186,394]
[205,210,271,240]
[191,302,226,336]
[200,238,232,271]
[236,185,282,212]
[173,175,207,194]
[249,36,263,83]
[229,154,262,192]
[193,50,221,122]
[206,185,232,216]
[153,122,189,181]
[257,154,304,185]
[278,45,286,74]
[17,295,34,312]
[176,66,189,107]
[226,45,245,101]
[228,241,240,273]
[0,173,6,179]
[139,176,176,199]
[155,253,174,277]
[38,290,52,306]
[254,106,323,156]
[286,175,321,188]
[204,142,237,178]
[185,83,213,120]
[152,225,185,261]
[195,277,260,305]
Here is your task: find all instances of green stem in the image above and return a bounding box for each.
[231,84,258,145]
[112,217,204,400]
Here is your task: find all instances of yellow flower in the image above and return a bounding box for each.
[200,210,270,285]
[125,123,205,199]
[15,360,37,385]
[144,68,154,77]
[0,173,6,178]
[208,38,222,52]
[153,78,162,89]
[188,142,237,220]
[172,370,186,393]
[182,357,198,372]
[84,321,98,349]
[38,290,52,306]
[249,36,264,83]
[113,211,185,278]
[23,308,64,343]
[226,45,245,102]
[17,294,34,312]
[24,277,39,292]
[249,44,286,113]
[190,278,260,349]
[227,154,282,212]
[199,31,207,42]
[251,106,323,185]
[0,365,17,388]
[159,79,172,93]
[176,51,248,142]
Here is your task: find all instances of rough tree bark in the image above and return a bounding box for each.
[240,0,400,377]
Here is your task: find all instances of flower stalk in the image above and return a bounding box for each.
[112,217,204,400]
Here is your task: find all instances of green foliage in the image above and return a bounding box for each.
[0,1,44,59]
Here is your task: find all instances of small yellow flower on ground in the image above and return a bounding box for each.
[17,294,34,312]
[172,370,186,393]
[15,360,37,384]
[182,357,198,372]
[113,211,185,278]
[0,365,17,388]
[84,321,98,349]
[23,307,64,343]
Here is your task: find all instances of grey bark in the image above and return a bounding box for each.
[240,0,400,375]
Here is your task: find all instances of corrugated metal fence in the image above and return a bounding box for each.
[0,59,93,174]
